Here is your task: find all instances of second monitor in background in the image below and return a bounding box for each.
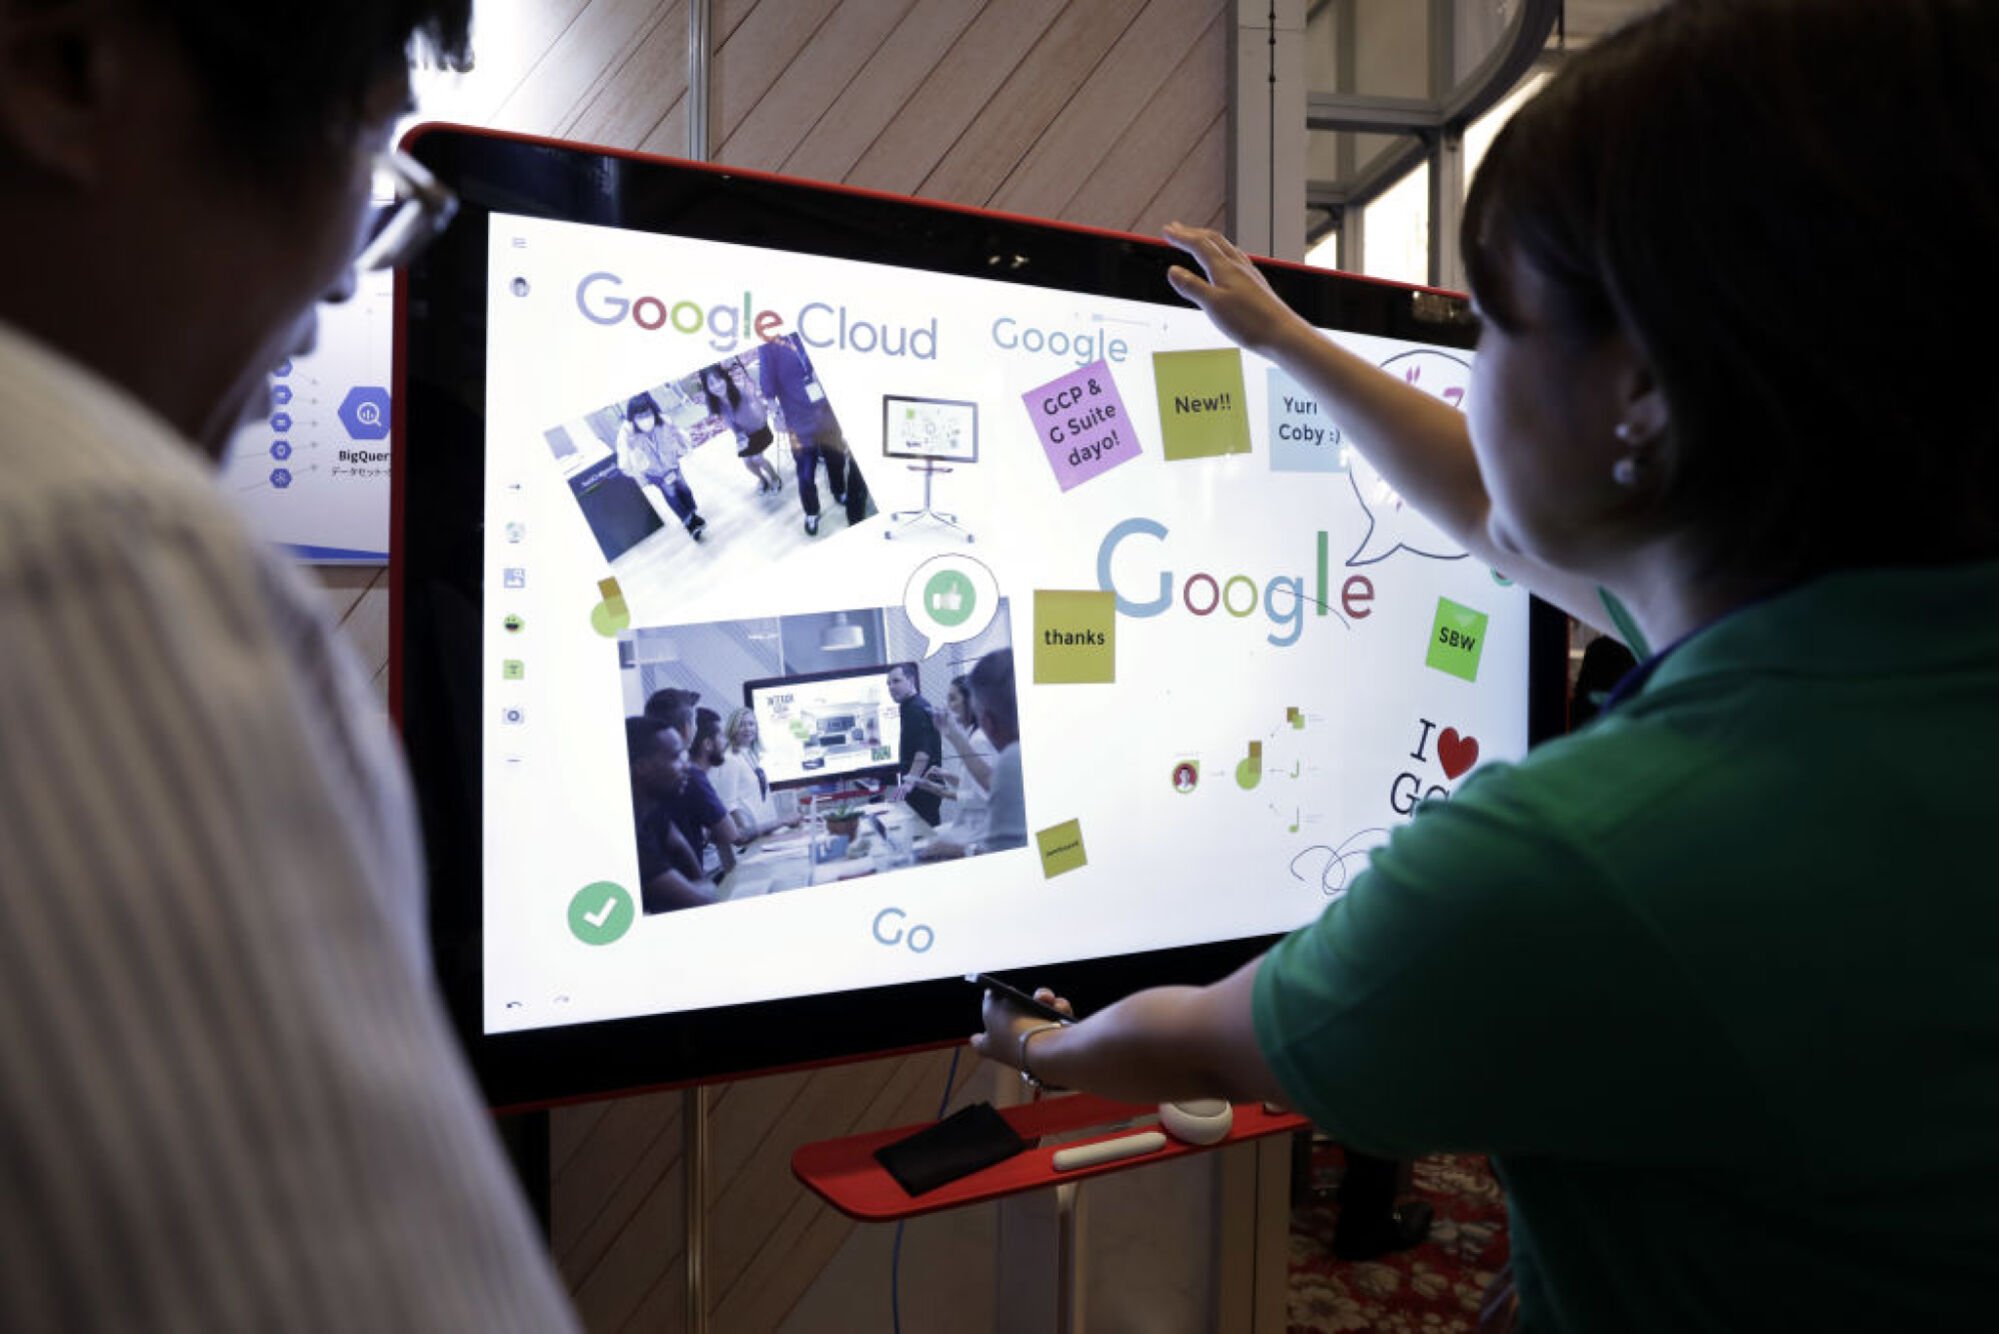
[882,395,978,544]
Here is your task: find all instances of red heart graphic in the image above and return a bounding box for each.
[1437,728,1479,780]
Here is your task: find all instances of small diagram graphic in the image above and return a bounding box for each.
[1235,739,1263,790]
[591,576,631,636]
[1286,705,1305,730]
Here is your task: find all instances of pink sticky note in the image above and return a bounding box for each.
[1022,360,1141,491]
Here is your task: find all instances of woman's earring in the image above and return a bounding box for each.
[1612,421,1643,487]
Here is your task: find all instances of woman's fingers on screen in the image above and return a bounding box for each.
[1162,225,1222,280]
[1165,265,1215,304]
[1032,987,1076,1018]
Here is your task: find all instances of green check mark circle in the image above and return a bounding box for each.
[568,881,635,946]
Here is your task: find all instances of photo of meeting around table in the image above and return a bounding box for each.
[618,602,1020,914]
[539,333,876,570]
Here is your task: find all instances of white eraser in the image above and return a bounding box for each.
[1050,1131,1169,1171]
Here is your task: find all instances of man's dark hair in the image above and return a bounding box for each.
[136,2,473,176]
[644,687,699,726]
[967,650,1016,735]
[891,661,919,693]
[624,715,674,763]
[1463,0,1999,583]
[650,701,695,740]
[692,715,724,763]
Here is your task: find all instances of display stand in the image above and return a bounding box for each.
[684,1085,709,1334]
[883,460,972,543]
[793,1094,1307,1332]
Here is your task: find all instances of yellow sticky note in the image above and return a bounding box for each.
[1036,819,1088,879]
[1034,590,1115,684]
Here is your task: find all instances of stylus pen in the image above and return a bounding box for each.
[968,972,1074,1025]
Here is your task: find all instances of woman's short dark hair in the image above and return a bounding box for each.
[137,1,473,177]
[1463,0,1998,581]
[627,392,663,424]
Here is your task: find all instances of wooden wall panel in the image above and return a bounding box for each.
[565,2,691,151]
[911,0,1152,205]
[320,3,1233,1328]
[712,0,922,173]
[845,0,1071,196]
[771,0,985,182]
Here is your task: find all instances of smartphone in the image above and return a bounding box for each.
[968,972,1074,1025]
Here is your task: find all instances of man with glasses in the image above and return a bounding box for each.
[0,2,577,1328]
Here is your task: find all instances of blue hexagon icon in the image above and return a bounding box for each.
[270,411,292,433]
[338,386,391,441]
[269,440,292,460]
[274,358,293,377]
[271,385,293,406]
[270,468,293,489]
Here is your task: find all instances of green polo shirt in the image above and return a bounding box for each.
[1253,561,1999,1331]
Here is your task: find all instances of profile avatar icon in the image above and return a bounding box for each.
[1172,761,1199,794]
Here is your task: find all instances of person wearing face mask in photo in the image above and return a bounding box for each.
[616,390,708,542]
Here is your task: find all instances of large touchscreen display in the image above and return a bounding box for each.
[478,211,1529,1034]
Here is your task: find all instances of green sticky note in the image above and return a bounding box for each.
[1034,590,1116,684]
[1152,349,1252,461]
[1036,819,1088,879]
[1426,597,1490,682]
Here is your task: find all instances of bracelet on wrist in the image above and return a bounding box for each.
[1017,1021,1067,1092]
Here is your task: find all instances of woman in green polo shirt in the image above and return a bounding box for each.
[976,1,1999,1328]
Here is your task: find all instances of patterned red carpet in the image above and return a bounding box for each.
[1289,1147,1511,1333]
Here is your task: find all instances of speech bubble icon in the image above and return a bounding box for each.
[1346,349,1474,567]
[903,553,1000,658]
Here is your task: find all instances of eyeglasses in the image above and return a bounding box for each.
[355,148,458,272]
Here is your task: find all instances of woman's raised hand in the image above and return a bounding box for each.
[1162,222,1312,358]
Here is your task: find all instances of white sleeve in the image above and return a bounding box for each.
[0,491,578,1332]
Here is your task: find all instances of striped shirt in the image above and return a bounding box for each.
[0,320,578,1331]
